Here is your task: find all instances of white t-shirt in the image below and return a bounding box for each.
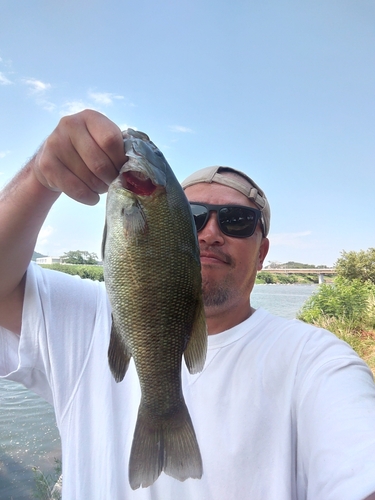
[1,263,375,500]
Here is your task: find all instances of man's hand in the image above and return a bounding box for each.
[33,109,126,205]
[0,110,127,333]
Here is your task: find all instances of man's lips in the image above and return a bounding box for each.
[199,249,232,266]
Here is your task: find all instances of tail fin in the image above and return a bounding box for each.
[128,403,203,490]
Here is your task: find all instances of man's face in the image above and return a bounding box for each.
[184,182,269,315]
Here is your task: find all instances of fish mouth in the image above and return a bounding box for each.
[120,170,157,196]
[119,128,167,195]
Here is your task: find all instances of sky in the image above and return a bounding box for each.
[0,0,374,267]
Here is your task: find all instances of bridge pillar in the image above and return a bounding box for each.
[318,273,325,284]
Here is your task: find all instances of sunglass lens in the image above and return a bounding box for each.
[190,205,208,232]
[219,207,257,237]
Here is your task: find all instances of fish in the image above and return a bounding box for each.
[102,129,207,490]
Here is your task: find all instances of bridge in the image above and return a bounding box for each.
[262,268,336,283]
[264,268,335,274]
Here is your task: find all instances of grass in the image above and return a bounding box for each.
[308,315,375,375]
[32,458,62,500]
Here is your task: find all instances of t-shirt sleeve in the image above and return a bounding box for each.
[0,262,109,413]
[294,326,375,499]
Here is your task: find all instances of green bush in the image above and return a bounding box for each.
[298,277,375,373]
[277,274,297,284]
[298,277,375,329]
[256,271,276,284]
[301,273,319,284]
[40,264,104,282]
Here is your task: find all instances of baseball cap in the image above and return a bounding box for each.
[181,165,270,237]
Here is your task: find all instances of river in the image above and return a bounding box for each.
[0,283,317,499]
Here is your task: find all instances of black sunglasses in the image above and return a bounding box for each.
[189,202,263,238]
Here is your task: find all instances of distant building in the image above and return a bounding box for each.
[36,256,62,265]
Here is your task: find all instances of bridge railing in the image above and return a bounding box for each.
[262,268,336,275]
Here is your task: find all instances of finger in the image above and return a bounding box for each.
[84,110,127,172]
[64,110,127,184]
[49,133,112,195]
[34,110,127,203]
[36,150,101,205]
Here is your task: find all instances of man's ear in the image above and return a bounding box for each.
[257,237,269,271]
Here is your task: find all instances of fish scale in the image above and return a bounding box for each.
[102,129,207,490]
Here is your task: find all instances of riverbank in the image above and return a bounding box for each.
[256,271,324,285]
[39,265,332,286]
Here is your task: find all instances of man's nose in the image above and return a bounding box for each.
[197,212,225,245]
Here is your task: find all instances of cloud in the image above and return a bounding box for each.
[60,90,125,116]
[269,231,312,248]
[169,125,194,133]
[23,78,51,93]
[20,77,56,112]
[60,100,95,115]
[0,150,10,159]
[88,91,124,106]
[0,72,12,85]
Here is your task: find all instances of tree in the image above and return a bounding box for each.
[32,250,47,261]
[61,250,99,265]
[266,261,283,269]
[335,248,375,284]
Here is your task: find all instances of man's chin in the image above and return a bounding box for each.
[202,284,230,308]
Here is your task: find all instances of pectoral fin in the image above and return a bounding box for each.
[122,201,147,235]
[108,318,132,382]
[184,300,207,374]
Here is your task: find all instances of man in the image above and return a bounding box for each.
[1,110,375,499]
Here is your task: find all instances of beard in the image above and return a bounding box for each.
[202,275,233,307]
[200,247,235,307]
[201,265,258,309]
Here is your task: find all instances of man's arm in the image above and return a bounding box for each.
[0,110,126,334]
